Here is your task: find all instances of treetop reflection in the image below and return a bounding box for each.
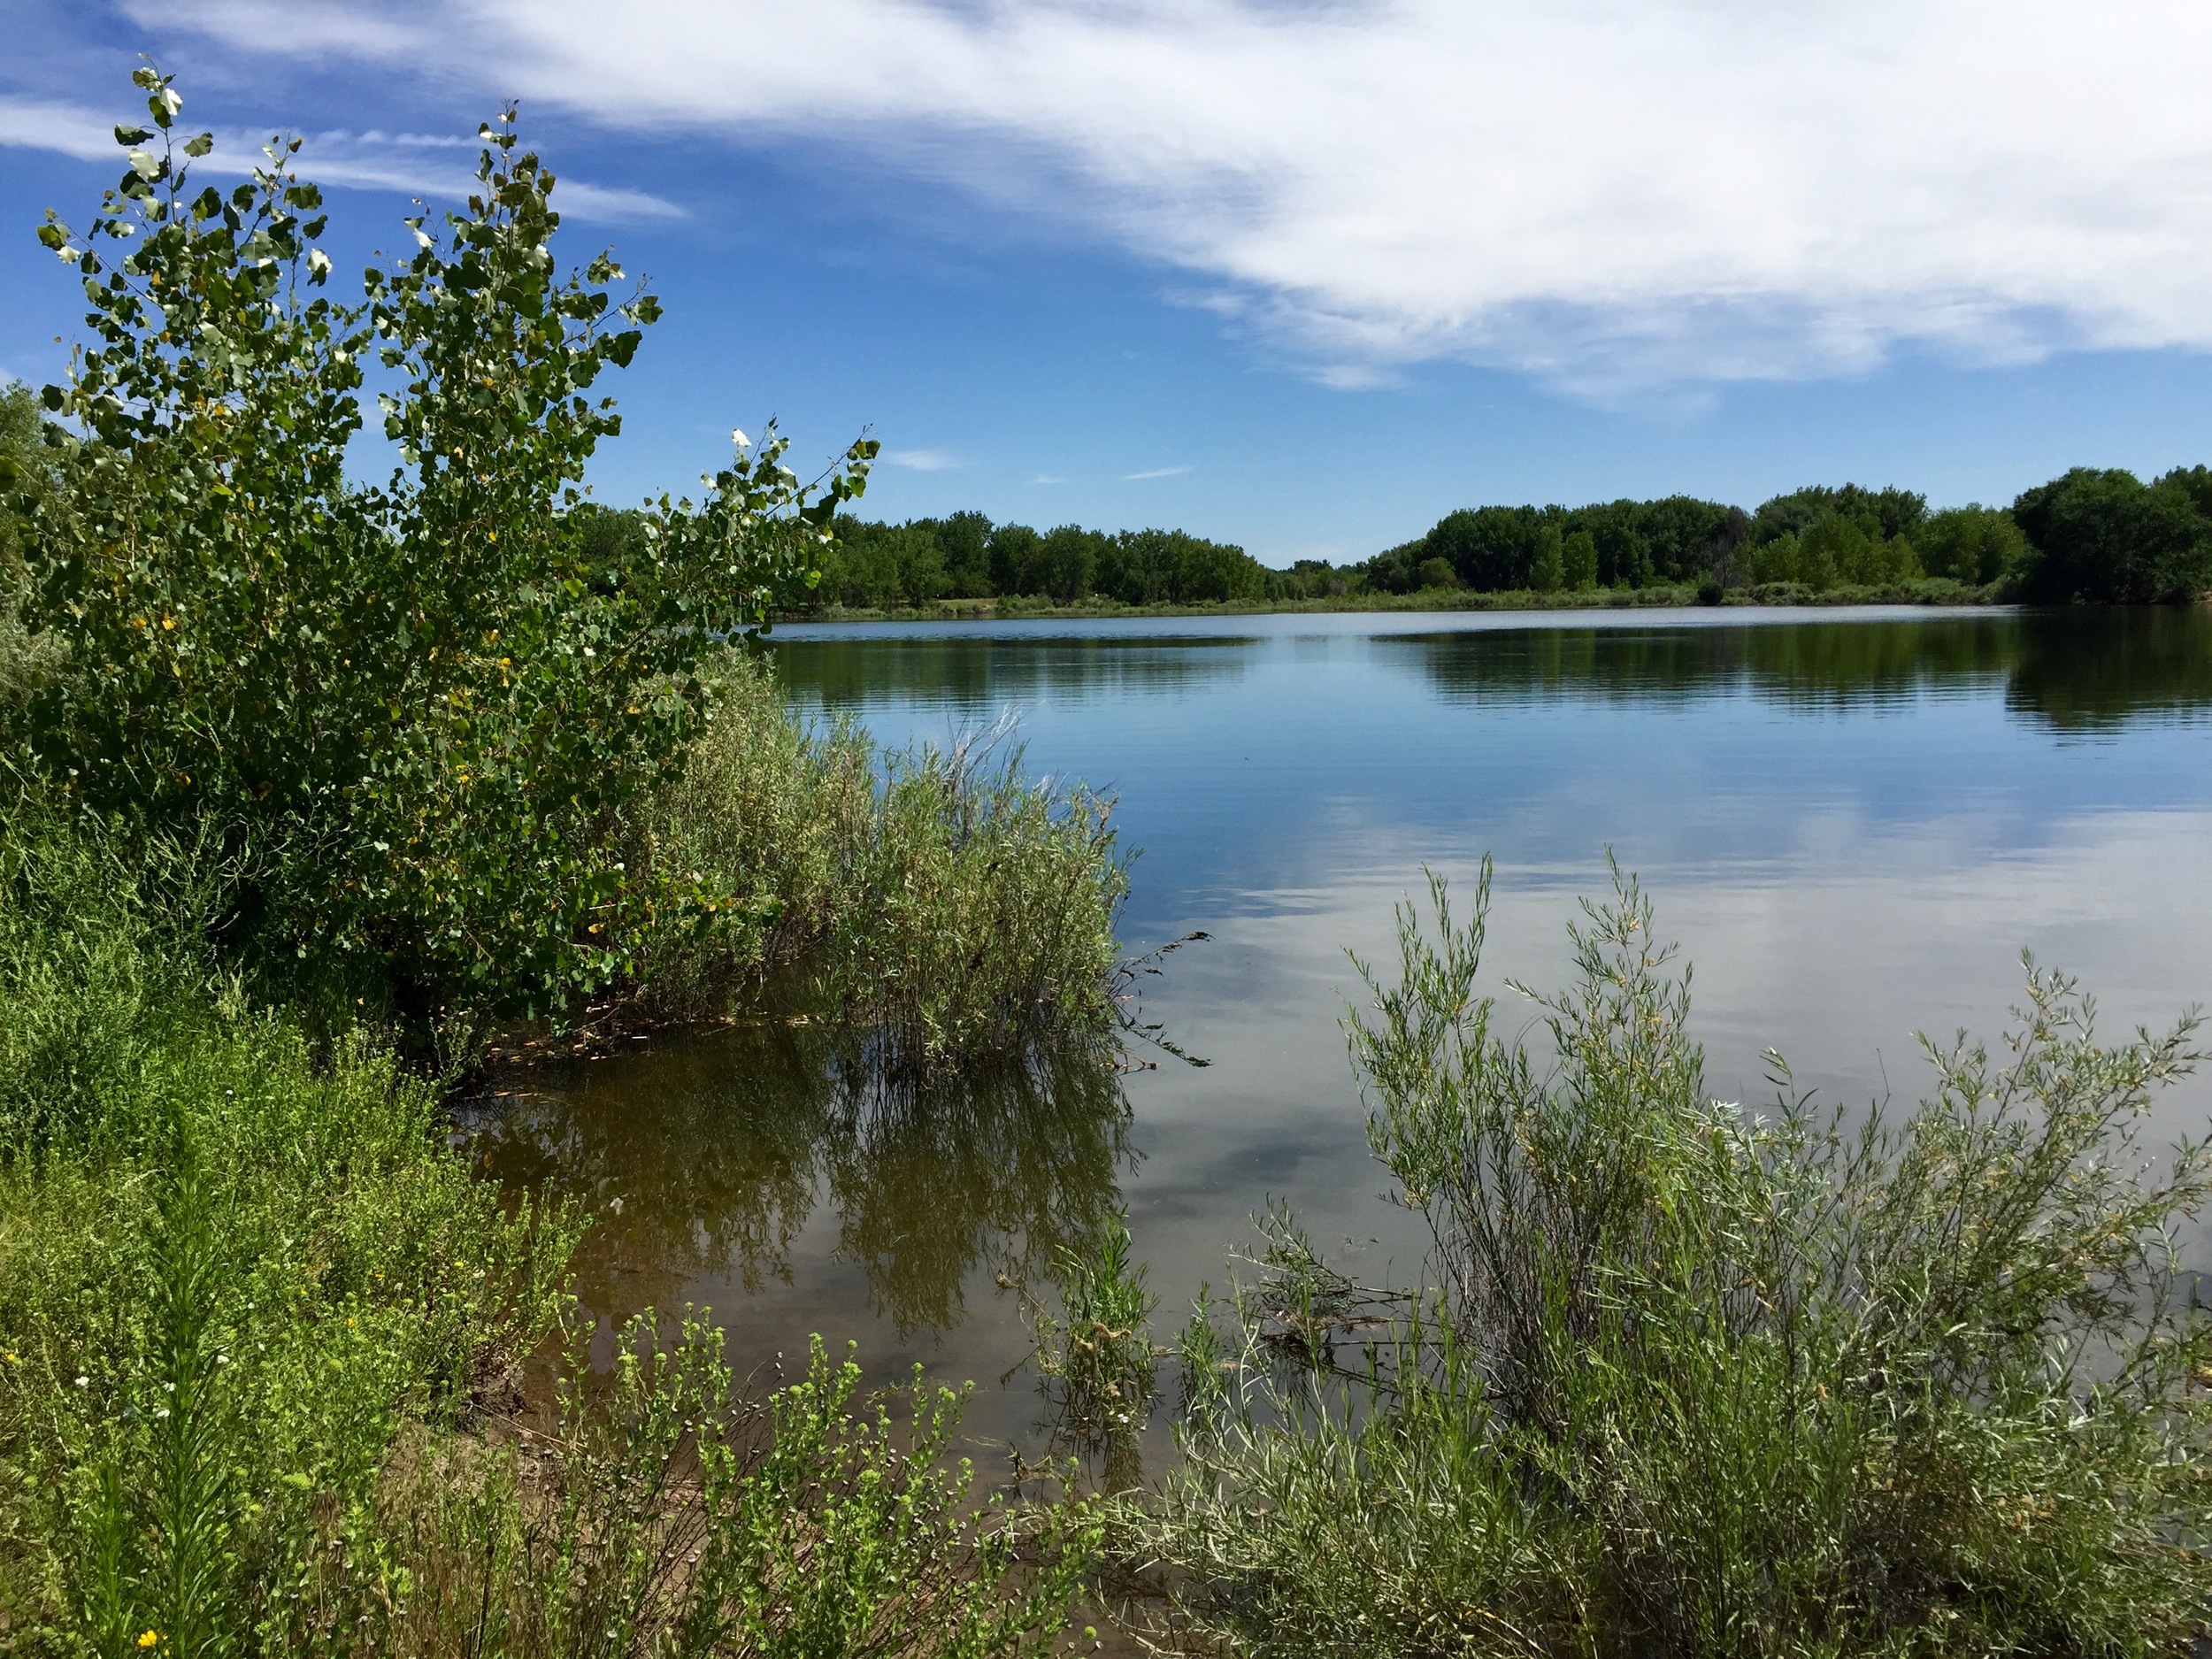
[461,1024,1134,1340]
[767,611,2212,735]
[1387,609,2212,732]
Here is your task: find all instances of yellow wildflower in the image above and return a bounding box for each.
[138,1632,160,1649]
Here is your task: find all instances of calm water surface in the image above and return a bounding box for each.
[470,605,2212,1455]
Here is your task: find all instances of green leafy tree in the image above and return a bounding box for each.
[932,510,995,597]
[1035,525,1102,602]
[16,69,873,1013]
[2013,466,2212,603]
[1527,525,1564,592]
[1561,527,1600,591]
[1750,531,1804,587]
[1422,506,1544,591]
[1751,483,1926,547]
[1919,504,2027,586]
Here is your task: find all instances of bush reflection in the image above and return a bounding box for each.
[463,1025,1134,1339]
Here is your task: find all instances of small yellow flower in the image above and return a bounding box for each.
[137,1631,160,1649]
[345,1317,356,1327]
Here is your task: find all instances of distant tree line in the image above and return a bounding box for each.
[804,512,1267,610]
[1335,466,2212,605]
[807,465,2212,612]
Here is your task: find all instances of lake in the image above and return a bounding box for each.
[466,603,2212,1458]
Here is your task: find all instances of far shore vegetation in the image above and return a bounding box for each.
[789,470,2212,621]
[3,65,2210,1659]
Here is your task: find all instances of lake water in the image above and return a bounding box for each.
[469,604,2212,1458]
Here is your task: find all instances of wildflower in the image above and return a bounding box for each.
[137,1632,160,1648]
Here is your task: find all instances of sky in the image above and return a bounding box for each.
[7,1,2212,565]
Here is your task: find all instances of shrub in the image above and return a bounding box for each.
[1133,864,2212,1657]
[14,69,872,1016]
[635,657,1128,1070]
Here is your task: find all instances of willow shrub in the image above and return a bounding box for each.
[636,657,1128,1070]
[1137,865,2212,1657]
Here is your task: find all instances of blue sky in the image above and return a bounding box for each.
[8,0,2212,565]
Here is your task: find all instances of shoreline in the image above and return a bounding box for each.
[776,577,2006,626]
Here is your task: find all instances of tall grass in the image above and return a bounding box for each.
[1131,864,2212,1657]
[635,655,1128,1071]
[364,1314,1102,1657]
[0,811,577,1648]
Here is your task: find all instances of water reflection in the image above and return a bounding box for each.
[1392,609,2212,729]
[465,1027,1134,1338]
[2007,610,2212,731]
[772,632,1258,712]
[488,604,2212,1449]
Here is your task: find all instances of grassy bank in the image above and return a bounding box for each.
[1110,867,2212,1656]
[0,803,1108,1654]
[783,576,2005,625]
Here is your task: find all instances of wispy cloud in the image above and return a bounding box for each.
[883,448,960,471]
[1031,472,1064,485]
[1124,465,1191,480]
[123,0,2212,391]
[0,93,682,223]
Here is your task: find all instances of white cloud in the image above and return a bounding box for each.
[0,92,681,223]
[142,0,2212,389]
[0,96,139,162]
[884,447,960,470]
[1125,465,1193,480]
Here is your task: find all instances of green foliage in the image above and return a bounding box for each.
[1422,505,1548,591]
[16,70,872,1015]
[1415,556,1458,591]
[365,1317,1101,1659]
[1750,483,1928,547]
[1560,527,1599,591]
[1916,504,2028,586]
[0,802,1102,1652]
[1749,515,1922,591]
[0,810,577,1648]
[0,382,70,703]
[635,657,1129,1070]
[810,515,1264,612]
[2013,465,2212,603]
[1133,866,2212,1656]
[1526,526,1564,593]
[1034,1212,1157,1462]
